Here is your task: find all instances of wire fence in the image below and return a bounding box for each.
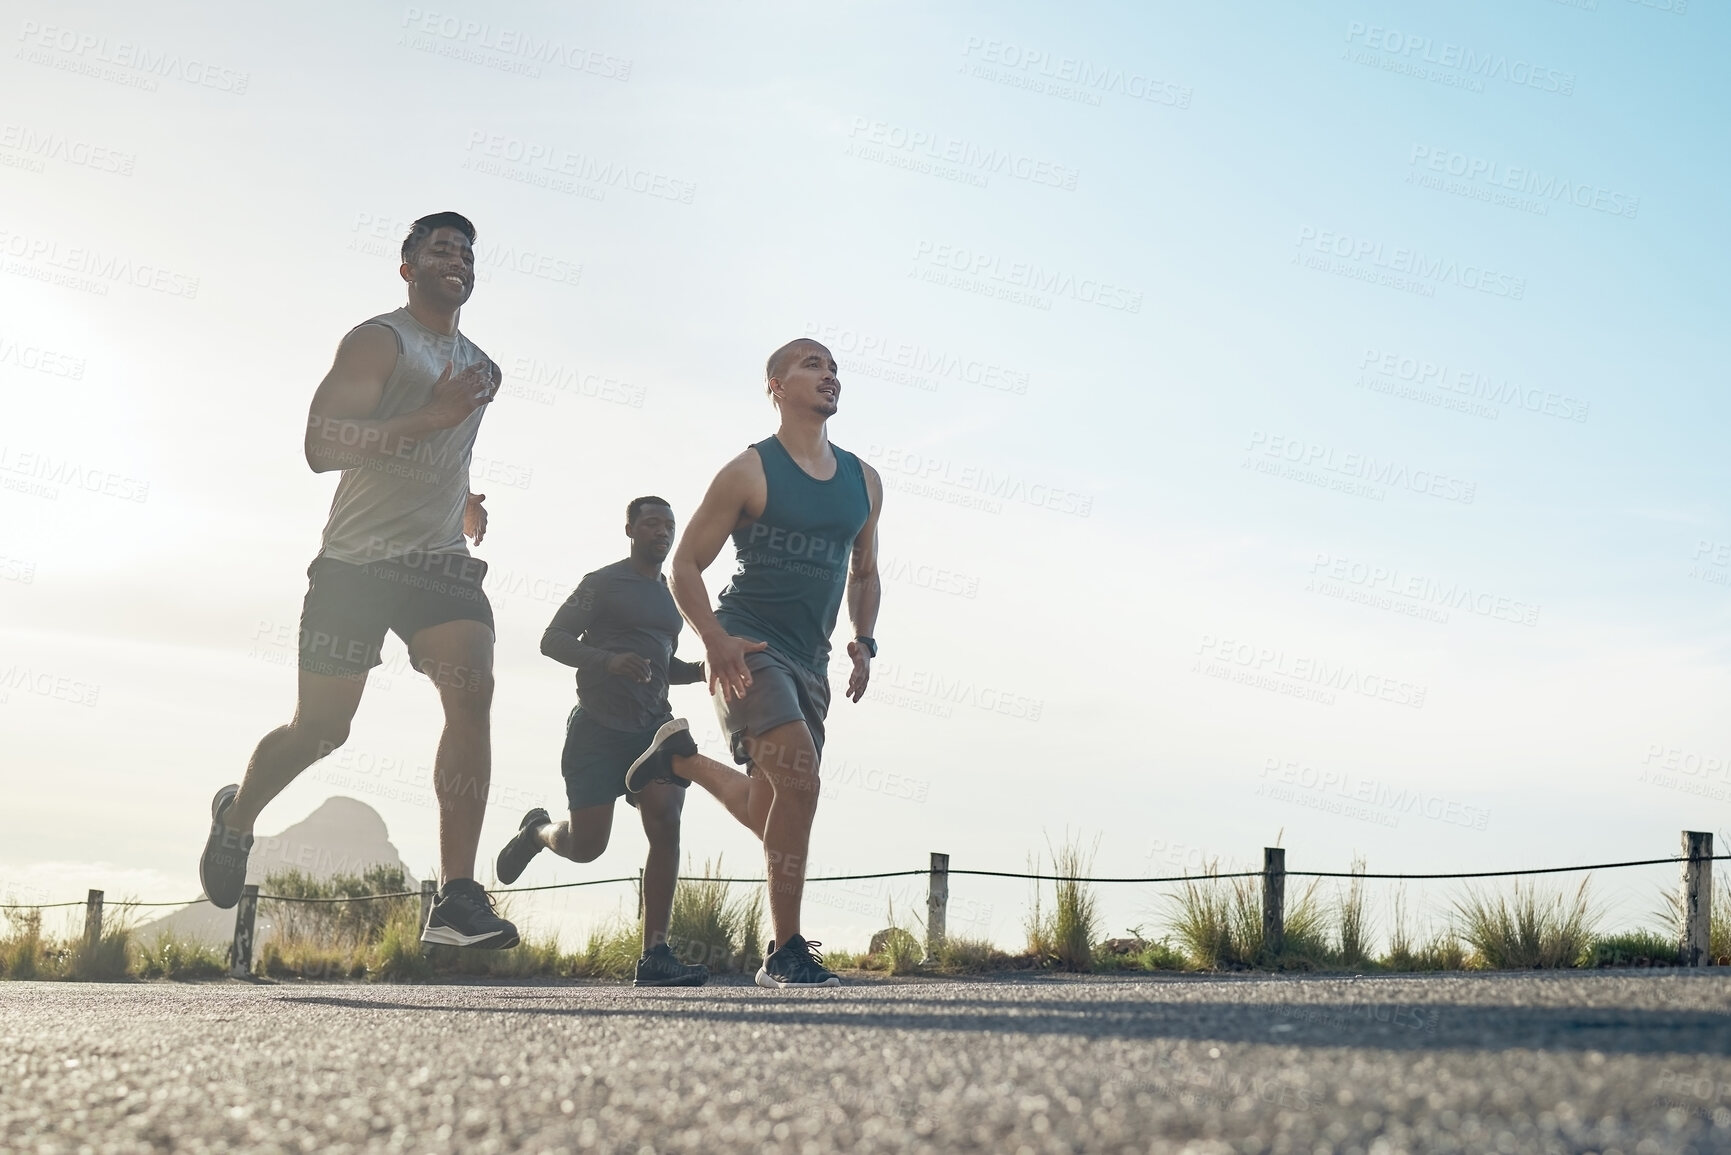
[5,852,1727,911]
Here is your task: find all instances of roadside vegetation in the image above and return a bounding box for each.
[2,842,1718,982]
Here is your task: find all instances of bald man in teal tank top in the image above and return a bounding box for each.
[667,338,885,989]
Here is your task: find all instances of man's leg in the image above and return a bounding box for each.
[746,720,822,946]
[537,805,615,863]
[227,668,368,834]
[636,782,685,952]
[673,751,766,837]
[407,618,494,882]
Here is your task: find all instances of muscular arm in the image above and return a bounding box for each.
[846,462,885,640]
[671,449,769,699]
[669,450,763,644]
[540,577,612,673]
[303,324,496,474]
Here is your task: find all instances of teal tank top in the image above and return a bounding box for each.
[715,436,871,672]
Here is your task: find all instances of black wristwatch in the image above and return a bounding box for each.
[854,636,877,659]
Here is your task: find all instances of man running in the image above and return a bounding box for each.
[491,496,713,987]
[198,211,518,949]
[660,338,883,989]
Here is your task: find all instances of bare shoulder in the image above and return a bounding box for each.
[857,457,883,505]
[333,321,400,374]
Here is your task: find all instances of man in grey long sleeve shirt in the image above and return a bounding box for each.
[493,496,719,985]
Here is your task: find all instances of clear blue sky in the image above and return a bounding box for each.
[3,0,1727,947]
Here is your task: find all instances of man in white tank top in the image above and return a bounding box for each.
[197,212,519,949]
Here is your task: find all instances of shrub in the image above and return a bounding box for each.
[1588,930,1678,968]
[667,857,762,974]
[133,936,227,980]
[1454,879,1596,969]
[1026,835,1101,972]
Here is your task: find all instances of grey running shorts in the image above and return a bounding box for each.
[713,646,830,771]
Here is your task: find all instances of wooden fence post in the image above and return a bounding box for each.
[1682,831,1713,967]
[229,884,259,978]
[419,879,436,937]
[83,890,103,947]
[924,852,949,963]
[1262,848,1286,959]
[636,868,645,923]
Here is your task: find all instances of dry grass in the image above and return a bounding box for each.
[1024,835,1101,971]
[1166,864,1328,970]
[665,857,763,974]
[1453,879,1597,969]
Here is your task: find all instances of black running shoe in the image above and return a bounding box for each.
[494,807,550,885]
[198,784,253,909]
[756,934,840,988]
[624,718,698,793]
[421,879,520,949]
[634,943,709,987]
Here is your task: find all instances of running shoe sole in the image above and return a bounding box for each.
[198,784,250,910]
[755,965,841,989]
[421,923,520,949]
[624,718,691,794]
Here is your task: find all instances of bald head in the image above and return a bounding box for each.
[766,338,830,390]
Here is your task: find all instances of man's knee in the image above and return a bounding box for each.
[437,667,494,719]
[562,829,608,863]
[640,804,682,847]
[294,718,351,759]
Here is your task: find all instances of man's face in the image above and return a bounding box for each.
[629,504,675,562]
[402,227,476,307]
[774,343,840,417]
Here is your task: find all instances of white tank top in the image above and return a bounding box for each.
[316,307,490,565]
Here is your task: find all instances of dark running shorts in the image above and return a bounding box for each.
[297,551,494,678]
[713,646,830,772]
[561,706,689,811]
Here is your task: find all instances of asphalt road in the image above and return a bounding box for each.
[5,970,1731,1154]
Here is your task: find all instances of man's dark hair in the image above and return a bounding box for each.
[764,338,829,401]
[627,495,672,526]
[401,211,477,264]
